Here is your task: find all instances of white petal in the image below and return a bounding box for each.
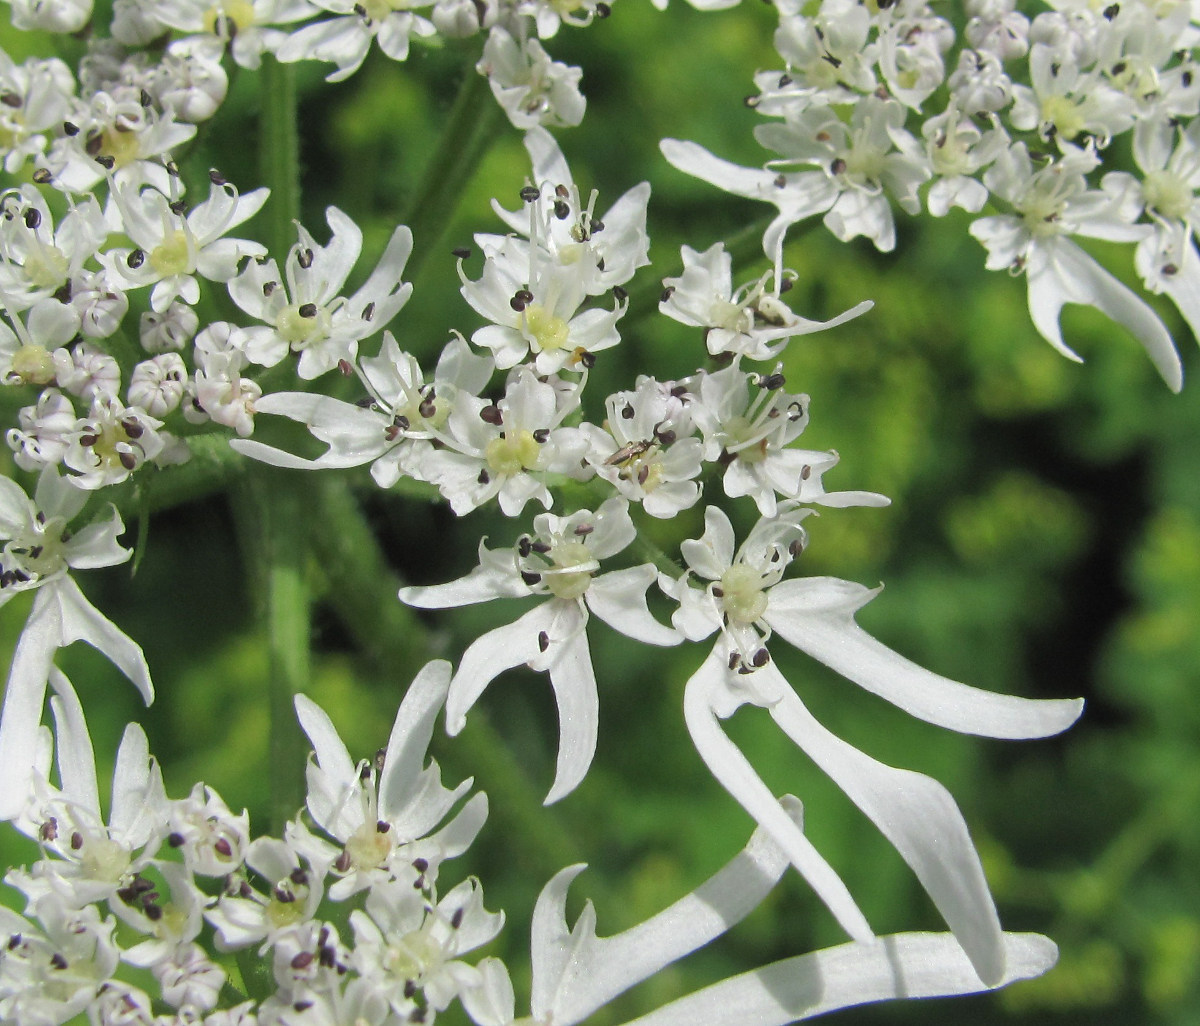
[378,660,451,824]
[0,589,62,819]
[53,576,154,704]
[619,932,1058,1026]
[1029,238,1181,392]
[765,578,1084,738]
[446,605,548,734]
[532,801,799,1026]
[541,613,599,804]
[48,668,98,817]
[683,647,873,944]
[767,682,1004,985]
[586,566,679,646]
[295,693,356,799]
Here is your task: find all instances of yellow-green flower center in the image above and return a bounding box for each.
[23,244,68,290]
[485,430,541,476]
[275,302,332,347]
[203,0,256,32]
[100,126,142,168]
[524,304,571,351]
[345,820,393,871]
[1142,170,1194,222]
[719,564,768,624]
[1040,94,1086,142]
[149,230,193,277]
[10,344,57,385]
[544,540,595,600]
[79,837,131,883]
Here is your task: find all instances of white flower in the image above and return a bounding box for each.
[275,2,437,81]
[661,505,1085,981]
[290,660,488,899]
[229,207,413,379]
[478,27,585,130]
[400,499,679,802]
[0,468,153,821]
[969,142,1182,390]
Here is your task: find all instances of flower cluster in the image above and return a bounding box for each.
[0,0,1156,1020]
[663,0,1200,390]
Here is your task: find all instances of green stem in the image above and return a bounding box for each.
[258,56,301,258]
[400,57,505,282]
[233,471,311,835]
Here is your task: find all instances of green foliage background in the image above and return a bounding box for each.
[3,3,1200,1022]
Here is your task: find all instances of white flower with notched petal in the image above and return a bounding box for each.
[461,802,1061,1026]
[229,207,413,379]
[0,467,153,821]
[969,141,1181,390]
[289,660,488,900]
[400,498,679,803]
[661,504,1084,984]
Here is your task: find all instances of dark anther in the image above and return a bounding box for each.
[167,832,185,847]
[23,208,40,230]
[521,571,542,586]
[579,350,596,369]
[214,837,233,857]
[362,301,375,320]
[413,857,430,873]
[298,302,318,318]
[744,94,760,109]
[728,651,741,670]
[555,184,570,198]
[39,818,57,842]
[376,820,391,834]
[751,649,770,667]
[85,133,103,156]
[520,185,541,202]
[375,747,386,772]
[127,249,145,269]
[518,536,532,557]
[760,372,785,390]
[118,451,138,471]
[144,903,163,922]
[292,951,315,970]
[297,248,314,269]
[830,157,847,176]
[404,980,418,999]
[418,397,436,419]
[263,280,278,296]
[32,168,52,184]
[1103,3,1118,17]
[533,428,550,443]
[477,469,490,484]
[538,631,550,652]
[554,199,571,220]
[789,538,804,557]
[0,92,22,108]
[1163,263,1179,276]
[452,246,471,259]
[274,885,295,904]
[774,173,787,188]
[169,199,188,215]
[95,155,115,170]
[208,169,229,188]
[671,385,688,399]
[353,2,367,13]
[140,88,153,108]
[779,73,792,87]
[590,218,605,233]
[122,417,144,439]
[799,464,811,480]
[50,953,68,970]
[612,285,627,301]
[655,427,676,445]
[637,464,649,485]
[510,294,528,312]
[480,403,503,425]
[596,1,611,15]
[166,161,181,177]
[711,586,724,597]
[335,850,352,873]
[531,540,552,553]
[451,907,465,929]
[660,285,675,303]
[574,523,594,536]
[779,276,794,293]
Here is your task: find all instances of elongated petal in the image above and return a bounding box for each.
[52,576,154,705]
[684,647,873,944]
[541,614,599,805]
[0,589,61,819]
[399,544,528,608]
[445,605,548,735]
[586,566,679,646]
[48,668,97,817]
[767,680,1004,985]
[378,660,451,824]
[1029,238,1181,391]
[531,799,799,1026]
[619,932,1058,1026]
[109,721,157,842]
[766,578,1083,738]
[295,693,358,827]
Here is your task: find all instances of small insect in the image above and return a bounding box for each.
[604,439,653,466]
